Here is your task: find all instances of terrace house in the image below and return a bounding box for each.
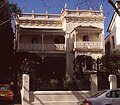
[106,0,120,54]
[15,4,105,80]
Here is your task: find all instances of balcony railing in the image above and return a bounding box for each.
[43,44,65,51]
[18,43,65,51]
[18,44,42,51]
[74,41,102,50]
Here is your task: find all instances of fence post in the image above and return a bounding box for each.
[21,74,30,105]
[108,74,117,89]
[90,74,98,95]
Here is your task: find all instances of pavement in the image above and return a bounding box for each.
[0,94,21,105]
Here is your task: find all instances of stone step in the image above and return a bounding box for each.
[31,101,81,105]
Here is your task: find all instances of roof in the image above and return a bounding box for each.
[107,12,116,32]
[75,25,102,30]
[115,0,120,2]
[70,25,103,34]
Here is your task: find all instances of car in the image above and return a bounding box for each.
[0,84,14,101]
[81,88,120,105]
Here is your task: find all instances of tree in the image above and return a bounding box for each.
[73,55,95,80]
[0,0,21,81]
[0,0,21,25]
[73,55,85,79]
[108,0,120,16]
[100,50,120,74]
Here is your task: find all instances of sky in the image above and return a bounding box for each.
[9,0,115,37]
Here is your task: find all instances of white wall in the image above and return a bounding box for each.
[116,15,120,46]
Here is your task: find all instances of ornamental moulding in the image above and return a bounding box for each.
[18,20,62,27]
[66,17,104,23]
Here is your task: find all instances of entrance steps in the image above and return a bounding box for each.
[29,91,91,105]
[31,101,80,105]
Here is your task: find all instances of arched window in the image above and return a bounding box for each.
[83,35,89,41]
[32,37,38,44]
[54,38,60,44]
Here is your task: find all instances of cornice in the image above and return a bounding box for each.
[65,16,105,23]
[17,19,62,27]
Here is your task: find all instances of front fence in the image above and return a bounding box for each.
[21,74,117,105]
[29,75,90,91]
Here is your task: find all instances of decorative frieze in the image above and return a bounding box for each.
[18,19,62,28]
[65,16,104,23]
[17,8,104,27]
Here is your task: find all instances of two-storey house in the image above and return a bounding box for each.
[15,4,105,79]
[106,0,120,55]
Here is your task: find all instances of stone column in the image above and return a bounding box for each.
[17,26,20,50]
[21,74,30,105]
[66,33,70,75]
[42,33,44,51]
[41,34,45,62]
[66,33,74,77]
[90,74,98,95]
[108,74,117,89]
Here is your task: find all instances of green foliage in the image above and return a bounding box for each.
[73,55,95,79]
[100,50,120,74]
[50,79,59,88]
[21,58,35,74]
[0,0,21,81]
[9,3,22,16]
[0,1,21,25]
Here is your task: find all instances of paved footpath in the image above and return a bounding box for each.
[0,103,21,105]
[0,102,21,105]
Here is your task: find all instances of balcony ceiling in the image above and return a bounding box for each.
[19,27,65,35]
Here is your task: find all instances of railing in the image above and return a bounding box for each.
[44,44,65,51]
[18,43,65,51]
[18,13,61,19]
[18,9,102,19]
[18,43,42,51]
[74,41,102,49]
[64,10,103,17]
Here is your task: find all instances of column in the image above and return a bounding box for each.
[74,33,77,49]
[21,74,30,105]
[41,34,44,62]
[108,74,117,89]
[66,33,71,76]
[16,25,20,50]
[42,33,44,51]
[90,74,98,95]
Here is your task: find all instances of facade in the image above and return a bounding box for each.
[15,4,105,78]
[106,0,120,54]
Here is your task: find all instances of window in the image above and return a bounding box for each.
[106,90,120,98]
[32,37,38,44]
[112,36,115,49]
[0,86,10,90]
[83,35,89,41]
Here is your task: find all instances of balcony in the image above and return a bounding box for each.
[43,44,65,51]
[18,43,65,52]
[74,41,103,51]
[18,44,42,51]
